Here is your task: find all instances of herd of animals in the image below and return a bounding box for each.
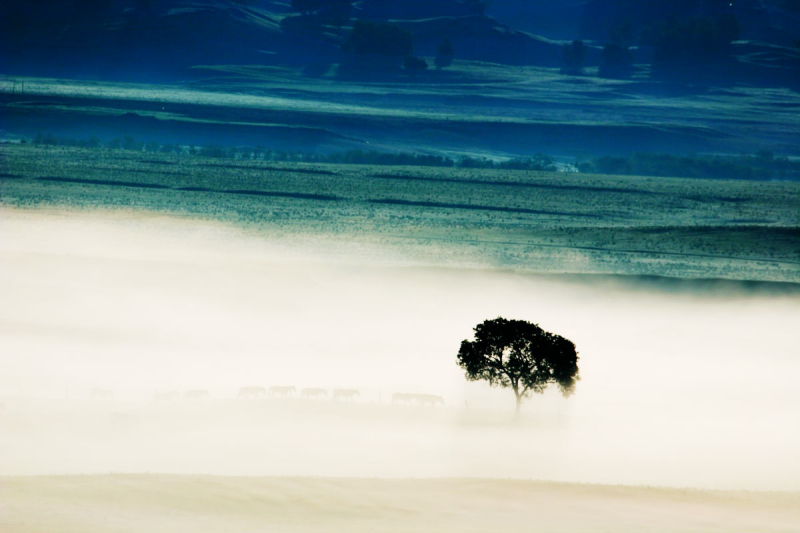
[89,387,446,406]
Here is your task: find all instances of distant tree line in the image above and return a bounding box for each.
[578,152,800,180]
[562,1,744,79]
[284,1,457,74]
[341,20,434,72]
[29,134,798,180]
[646,14,740,76]
[28,134,555,170]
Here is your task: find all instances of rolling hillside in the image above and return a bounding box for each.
[0,0,563,77]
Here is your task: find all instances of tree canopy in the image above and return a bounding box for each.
[435,39,455,68]
[457,317,579,411]
[599,42,634,78]
[404,55,428,73]
[343,20,414,57]
[561,40,588,75]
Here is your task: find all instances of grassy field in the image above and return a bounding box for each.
[2,144,798,283]
[2,68,799,158]
[2,475,799,533]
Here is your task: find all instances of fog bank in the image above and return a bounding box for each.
[1,207,799,490]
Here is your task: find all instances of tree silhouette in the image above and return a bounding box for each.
[648,13,740,76]
[599,42,634,78]
[457,317,579,412]
[404,55,428,73]
[343,20,413,57]
[435,39,455,69]
[561,40,588,75]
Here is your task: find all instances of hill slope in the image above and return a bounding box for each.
[0,0,562,77]
[1,1,330,77]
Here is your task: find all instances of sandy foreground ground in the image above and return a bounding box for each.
[2,475,799,533]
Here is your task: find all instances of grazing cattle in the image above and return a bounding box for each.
[301,388,327,399]
[392,393,444,407]
[238,386,267,399]
[417,394,445,407]
[268,385,296,397]
[332,388,360,401]
[184,389,210,400]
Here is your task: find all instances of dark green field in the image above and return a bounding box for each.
[2,144,798,284]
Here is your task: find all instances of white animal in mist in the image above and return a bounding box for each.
[332,388,360,401]
[269,386,296,397]
[391,393,445,406]
[238,386,267,399]
[301,388,327,399]
[184,389,210,400]
[153,391,180,401]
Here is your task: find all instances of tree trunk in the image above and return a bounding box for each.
[513,386,522,416]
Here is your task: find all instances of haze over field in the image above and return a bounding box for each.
[2,1,799,531]
[2,207,798,492]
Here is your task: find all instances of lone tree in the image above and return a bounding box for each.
[457,317,579,412]
[343,20,413,58]
[561,40,588,75]
[599,42,634,78]
[404,55,428,74]
[435,38,455,69]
